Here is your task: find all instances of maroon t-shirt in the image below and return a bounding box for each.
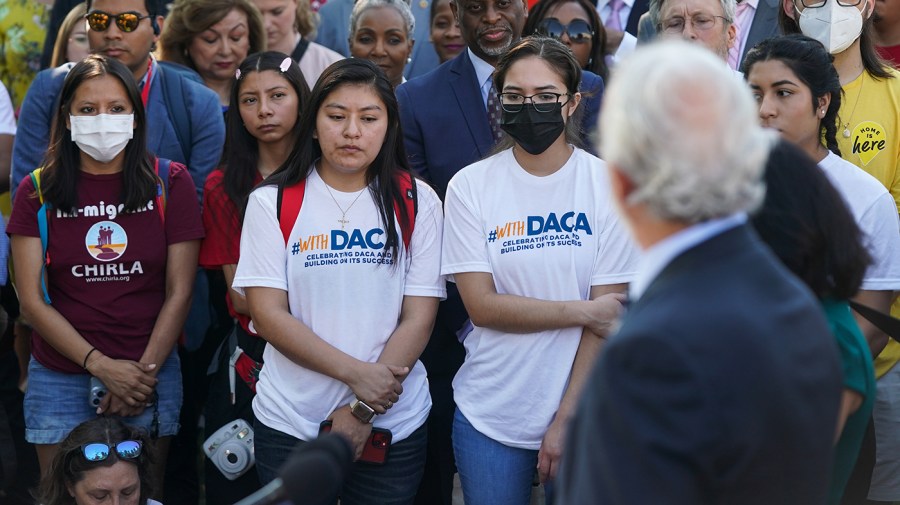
[8,162,204,373]
[199,168,261,336]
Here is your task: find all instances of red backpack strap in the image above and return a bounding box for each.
[393,172,417,250]
[277,179,307,246]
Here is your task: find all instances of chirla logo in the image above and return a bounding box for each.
[85,221,127,262]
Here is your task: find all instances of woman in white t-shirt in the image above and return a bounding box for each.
[745,34,900,339]
[232,58,444,505]
[441,37,639,505]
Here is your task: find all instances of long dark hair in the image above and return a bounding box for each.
[523,0,609,81]
[752,140,870,300]
[743,34,843,156]
[34,418,155,505]
[492,36,586,151]
[263,58,413,259]
[40,55,158,213]
[778,1,892,80]
[223,52,311,213]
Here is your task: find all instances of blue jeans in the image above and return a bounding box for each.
[254,419,427,505]
[25,352,182,444]
[452,408,554,505]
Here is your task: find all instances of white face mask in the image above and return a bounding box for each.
[797,0,864,54]
[69,114,135,163]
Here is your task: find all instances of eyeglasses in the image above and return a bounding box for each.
[793,0,862,8]
[499,92,571,113]
[660,14,729,34]
[85,10,150,33]
[81,441,143,462]
[536,18,594,44]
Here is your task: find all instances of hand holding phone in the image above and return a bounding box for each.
[319,420,391,464]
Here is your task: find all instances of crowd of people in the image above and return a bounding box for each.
[0,0,899,503]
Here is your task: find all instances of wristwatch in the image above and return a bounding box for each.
[350,398,376,424]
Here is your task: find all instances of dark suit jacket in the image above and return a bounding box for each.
[625,0,650,36]
[558,223,842,505]
[395,50,604,197]
[637,0,781,65]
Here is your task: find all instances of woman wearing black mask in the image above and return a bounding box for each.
[440,36,640,504]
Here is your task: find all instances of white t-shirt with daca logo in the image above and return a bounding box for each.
[819,151,900,291]
[233,167,446,443]
[442,147,640,450]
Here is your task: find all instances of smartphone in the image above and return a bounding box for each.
[89,376,108,408]
[319,420,392,464]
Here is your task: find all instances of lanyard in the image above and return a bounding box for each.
[140,59,153,109]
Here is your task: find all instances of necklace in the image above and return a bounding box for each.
[324,183,367,230]
[842,75,864,139]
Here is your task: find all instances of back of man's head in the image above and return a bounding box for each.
[600,40,773,224]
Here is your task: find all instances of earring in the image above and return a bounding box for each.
[407,56,412,64]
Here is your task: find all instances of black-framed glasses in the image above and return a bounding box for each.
[660,14,729,34]
[82,441,143,462]
[536,18,594,44]
[85,10,150,33]
[499,92,571,113]
[793,0,862,7]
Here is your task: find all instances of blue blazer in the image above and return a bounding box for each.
[314,0,440,79]
[396,50,604,196]
[12,61,224,200]
[558,224,842,505]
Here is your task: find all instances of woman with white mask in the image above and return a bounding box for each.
[7,55,203,498]
[779,2,900,503]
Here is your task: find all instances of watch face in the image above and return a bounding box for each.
[352,400,375,423]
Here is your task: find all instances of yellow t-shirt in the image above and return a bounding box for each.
[838,69,900,378]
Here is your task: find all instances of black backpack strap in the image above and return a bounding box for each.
[291,37,310,62]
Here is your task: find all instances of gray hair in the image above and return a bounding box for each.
[649,0,736,30]
[599,40,774,224]
[349,0,416,41]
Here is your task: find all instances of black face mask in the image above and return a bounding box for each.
[499,103,566,155]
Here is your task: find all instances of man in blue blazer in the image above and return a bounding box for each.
[12,0,224,200]
[558,41,842,505]
[314,0,441,79]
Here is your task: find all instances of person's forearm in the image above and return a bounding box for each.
[246,287,363,384]
[462,290,591,334]
[377,296,439,382]
[141,241,200,367]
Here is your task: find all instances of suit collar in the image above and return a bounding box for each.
[630,214,747,301]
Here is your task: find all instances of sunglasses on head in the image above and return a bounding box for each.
[536,18,594,44]
[81,441,142,462]
[85,10,150,33]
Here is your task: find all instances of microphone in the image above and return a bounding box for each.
[234,433,354,505]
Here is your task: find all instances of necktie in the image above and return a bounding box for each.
[605,0,624,32]
[486,78,503,143]
[727,0,751,70]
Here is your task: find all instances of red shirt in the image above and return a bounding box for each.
[8,162,204,373]
[199,168,261,335]
[877,45,900,69]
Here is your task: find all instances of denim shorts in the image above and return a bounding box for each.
[24,351,182,444]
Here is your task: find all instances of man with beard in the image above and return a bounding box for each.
[395,3,603,504]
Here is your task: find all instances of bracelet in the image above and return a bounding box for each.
[82,347,98,369]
